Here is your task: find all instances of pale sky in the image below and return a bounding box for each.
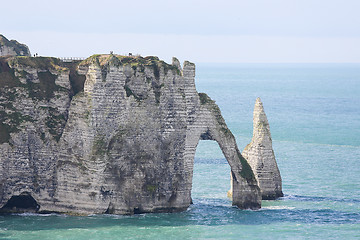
[1,0,360,63]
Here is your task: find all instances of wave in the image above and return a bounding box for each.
[261,206,295,210]
[271,139,360,149]
[281,194,360,203]
[9,212,65,217]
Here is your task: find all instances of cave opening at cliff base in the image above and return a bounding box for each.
[0,192,40,214]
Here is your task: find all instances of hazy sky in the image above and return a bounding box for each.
[1,0,359,63]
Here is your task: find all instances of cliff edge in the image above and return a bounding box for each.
[0,35,31,57]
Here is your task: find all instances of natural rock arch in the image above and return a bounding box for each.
[0,54,261,214]
[184,93,261,209]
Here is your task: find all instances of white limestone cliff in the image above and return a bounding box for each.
[0,54,261,214]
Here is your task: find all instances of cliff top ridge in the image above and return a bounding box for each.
[0,34,31,57]
[80,54,184,76]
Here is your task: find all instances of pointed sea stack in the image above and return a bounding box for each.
[242,98,283,200]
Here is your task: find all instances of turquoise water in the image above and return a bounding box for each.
[1,63,359,239]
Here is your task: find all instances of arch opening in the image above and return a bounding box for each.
[0,192,40,213]
[192,140,231,203]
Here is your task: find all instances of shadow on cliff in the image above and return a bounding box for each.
[0,197,359,233]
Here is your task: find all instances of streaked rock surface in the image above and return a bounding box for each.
[0,53,261,214]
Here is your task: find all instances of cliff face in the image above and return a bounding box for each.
[0,56,75,213]
[242,98,283,199]
[0,54,261,214]
[0,35,31,57]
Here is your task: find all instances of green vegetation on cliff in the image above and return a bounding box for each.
[0,56,71,143]
[9,56,66,71]
[198,93,231,136]
[80,54,181,78]
[198,92,212,105]
[237,151,256,181]
[0,112,34,144]
[62,61,86,96]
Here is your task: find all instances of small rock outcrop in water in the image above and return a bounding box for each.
[0,35,31,57]
[0,40,261,215]
[242,98,283,199]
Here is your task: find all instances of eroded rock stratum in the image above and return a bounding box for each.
[242,98,283,200]
[0,54,261,214]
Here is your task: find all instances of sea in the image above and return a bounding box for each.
[1,63,359,239]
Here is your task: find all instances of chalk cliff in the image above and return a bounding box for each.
[0,53,261,214]
[0,35,31,57]
[242,98,283,199]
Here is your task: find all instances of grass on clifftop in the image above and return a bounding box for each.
[8,56,67,72]
[80,54,181,77]
[0,57,69,101]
